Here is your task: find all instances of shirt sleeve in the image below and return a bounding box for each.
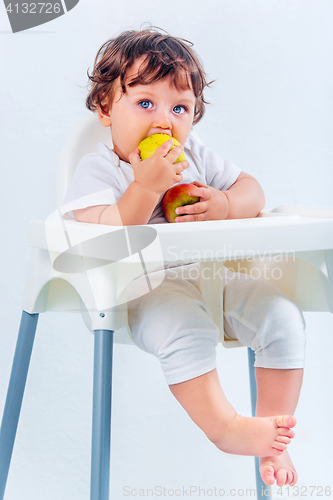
[185,136,241,191]
[62,143,123,219]
[202,147,241,191]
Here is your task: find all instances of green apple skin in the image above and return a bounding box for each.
[138,133,185,163]
[162,183,200,223]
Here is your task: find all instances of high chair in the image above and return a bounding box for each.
[1,114,333,500]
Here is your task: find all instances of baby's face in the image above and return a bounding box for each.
[102,58,196,163]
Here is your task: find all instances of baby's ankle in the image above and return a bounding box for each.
[208,413,242,451]
[204,412,238,448]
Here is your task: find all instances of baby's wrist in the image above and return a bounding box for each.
[132,180,161,200]
[220,191,230,219]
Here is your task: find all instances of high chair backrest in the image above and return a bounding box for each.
[56,114,113,208]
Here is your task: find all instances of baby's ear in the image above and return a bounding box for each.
[97,99,111,127]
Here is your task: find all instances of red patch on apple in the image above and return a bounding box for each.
[162,183,200,223]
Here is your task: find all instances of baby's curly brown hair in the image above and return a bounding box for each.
[86,27,211,125]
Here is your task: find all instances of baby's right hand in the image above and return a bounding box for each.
[128,140,189,195]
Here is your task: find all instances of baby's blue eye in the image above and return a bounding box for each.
[139,100,153,109]
[173,105,186,115]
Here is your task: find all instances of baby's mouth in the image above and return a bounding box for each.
[149,129,172,137]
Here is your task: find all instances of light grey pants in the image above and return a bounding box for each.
[127,263,306,385]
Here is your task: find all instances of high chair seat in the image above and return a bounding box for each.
[1,113,333,500]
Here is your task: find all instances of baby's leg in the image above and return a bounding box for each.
[128,266,295,458]
[256,368,303,486]
[224,270,306,485]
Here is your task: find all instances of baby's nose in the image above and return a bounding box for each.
[153,111,172,129]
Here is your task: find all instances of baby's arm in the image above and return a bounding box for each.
[74,141,188,226]
[174,172,265,222]
[222,172,265,218]
[73,182,160,226]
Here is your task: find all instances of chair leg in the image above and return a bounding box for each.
[90,330,114,500]
[248,348,272,500]
[0,311,39,500]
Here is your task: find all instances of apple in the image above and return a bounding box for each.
[162,183,200,223]
[138,133,185,163]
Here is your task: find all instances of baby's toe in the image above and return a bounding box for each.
[277,427,295,439]
[286,470,295,485]
[290,470,298,486]
[276,436,291,445]
[276,468,288,486]
[274,415,297,429]
[260,464,275,486]
[273,441,288,452]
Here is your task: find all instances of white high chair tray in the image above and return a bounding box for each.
[25,204,333,344]
[28,206,333,263]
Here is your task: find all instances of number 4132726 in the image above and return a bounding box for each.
[5,3,61,14]
[277,486,331,497]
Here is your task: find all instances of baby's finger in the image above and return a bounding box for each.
[191,180,208,188]
[175,212,207,223]
[175,160,189,173]
[175,201,207,216]
[165,144,184,162]
[128,148,141,166]
[154,139,175,157]
[188,186,210,199]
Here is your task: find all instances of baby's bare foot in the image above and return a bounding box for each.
[213,414,296,457]
[260,450,298,486]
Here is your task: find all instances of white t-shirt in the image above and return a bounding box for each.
[62,134,241,222]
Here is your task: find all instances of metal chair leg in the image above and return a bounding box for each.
[90,330,114,500]
[0,311,39,500]
[248,348,272,500]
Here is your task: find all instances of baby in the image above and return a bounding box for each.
[64,28,306,486]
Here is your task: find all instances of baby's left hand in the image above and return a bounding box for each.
[175,180,229,222]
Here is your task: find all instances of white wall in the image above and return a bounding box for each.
[1,1,332,499]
